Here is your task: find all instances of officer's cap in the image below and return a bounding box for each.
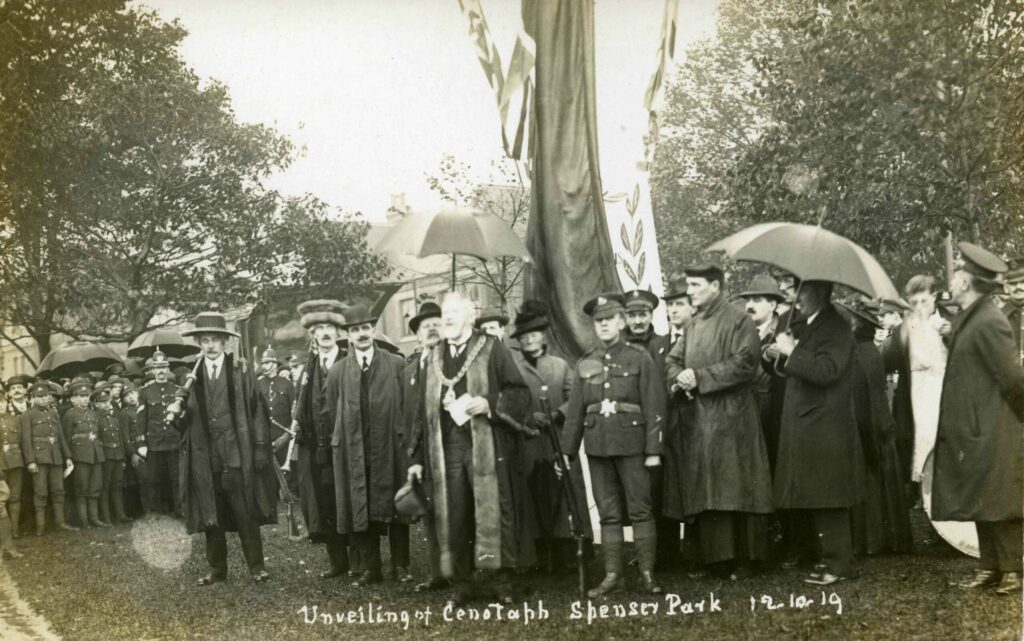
[67,380,92,396]
[583,293,626,320]
[623,289,659,312]
[957,242,1007,280]
[1005,257,1024,284]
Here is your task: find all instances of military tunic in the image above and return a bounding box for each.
[20,406,70,508]
[1,412,24,514]
[62,407,106,500]
[136,380,181,513]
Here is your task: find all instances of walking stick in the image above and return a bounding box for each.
[539,390,589,600]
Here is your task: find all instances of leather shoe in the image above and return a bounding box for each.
[586,573,624,598]
[319,567,348,579]
[954,569,1000,590]
[414,578,449,593]
[641,571,663,595]
[994,572,1021,596]
[197,574,226,586]
[351,570,383,587]
[2,548,24,560]
[804,572,847,586]
[252,570,270,584]
[393,566,414,583]
[56,523,79,532]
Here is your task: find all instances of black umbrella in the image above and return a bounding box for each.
[35,341,123,380]
[128,327,201,360]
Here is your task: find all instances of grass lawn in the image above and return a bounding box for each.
[5,510,1021,641]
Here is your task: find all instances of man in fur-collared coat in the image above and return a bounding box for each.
[408,291,534,607]
[174,312,277,586]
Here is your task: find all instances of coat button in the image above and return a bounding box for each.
[604,383,610,389]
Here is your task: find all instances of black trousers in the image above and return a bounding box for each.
[443,429,477,581]
[142,449,179,513]
[204,468,265,578]
[352,523,410,574]
[784,508,854,577]
[976,520,1023,573]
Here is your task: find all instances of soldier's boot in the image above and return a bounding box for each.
[54,502,79,532]
[98,491,112,525]
[634,520,663,595]
[587,526,625,598]
[76,499,91,529]
[34,508,47,536]
[0,516,24,559]
[9,504,21,539]
[112,490,132,523]
[89,498,112,528]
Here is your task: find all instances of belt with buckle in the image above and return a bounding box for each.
[585,401,642,417]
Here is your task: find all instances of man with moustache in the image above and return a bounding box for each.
[475,308,510,342]
[408,290,534,606]
[134,349,182,516]
[665,265,774,578]
[173,312,276,585]
[330,306,411,586]
[5,376,31,416]
[293,299,352,580]
[738,276,786,473]
[403,300,450,593]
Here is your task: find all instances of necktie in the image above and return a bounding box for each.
[450,343,465,358]
[361,355,370,372]
[210,363,218,381]
[321,356,328,374]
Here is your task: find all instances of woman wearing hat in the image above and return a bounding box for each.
[175,312,276,585]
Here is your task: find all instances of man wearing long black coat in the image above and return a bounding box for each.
[175,313,276,585]
[933,244,1024,595]
[770,281,864,585]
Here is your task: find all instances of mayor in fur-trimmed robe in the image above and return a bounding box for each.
[410,324,535,602]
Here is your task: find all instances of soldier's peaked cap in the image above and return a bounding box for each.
[583,293,626,320]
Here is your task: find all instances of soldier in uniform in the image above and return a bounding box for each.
[623,289,663,358]
[135,349,182,515]
[119,383,144,519]
[21,381,76,535]
[5,375,31,416]
[1,394,26,539]
[255,346,300,537]
[62,381,109,528]
[106,376,126,412]
[95,385,131,524]
[561,293,666,597]
[1002,257,1024,365]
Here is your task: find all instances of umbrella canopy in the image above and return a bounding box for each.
[128,327,201,359]
[35,341,123,380]
[707,222,900,300]
[374,208,531,286]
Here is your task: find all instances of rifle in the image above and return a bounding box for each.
[539,387,589,600]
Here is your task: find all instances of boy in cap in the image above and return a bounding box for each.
[174,312,275,585]
[95,384,132,524]
[62,380,109,528]
[561,292,666,596]
[21,381,76,534]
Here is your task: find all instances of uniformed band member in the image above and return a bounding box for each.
[475,308,509,342]
[175,312,276,585]
[63,380,109,528]
[933,243,1024,595]
[95,384,132,524]
[562,292,665,597]
[402,300,449,593]
[1,397,26,540]
[408,290,535,607]
[293,299,352,579]
[6,375,32,416]
[21,381,76,535]
[1002,257,1024,365]
[510,300,593,573]
[257,347,295,449]
[329,305,412,586]
[135,349,181,515]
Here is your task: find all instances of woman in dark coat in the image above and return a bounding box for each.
[839,302,914,556]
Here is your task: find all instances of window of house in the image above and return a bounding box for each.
[398,297,416,338]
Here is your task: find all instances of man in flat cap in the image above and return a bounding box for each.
[407,290,534,606]
[403,300,449,593]
[1002,256,1024,366]
[329,305,412,586]
[174,312,276,585]
[769,279,864,585]
[562,292,665,596]
[933,243,1024,596]
[665,265,774,579]
[21,381,76,535]
[62,380,109,528]
[134,349,182,516]
[292,299,352,579]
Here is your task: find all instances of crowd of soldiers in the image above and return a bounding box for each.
[0,241,1021,606]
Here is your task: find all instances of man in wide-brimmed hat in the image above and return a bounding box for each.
[328,304,413,586]
[134,348,182,516]
[509,300,593,574]
[175,312,276,585]
[292,299,352,580]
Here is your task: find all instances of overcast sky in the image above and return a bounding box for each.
[137,0,719,221]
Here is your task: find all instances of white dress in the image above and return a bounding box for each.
[907,314,948,482]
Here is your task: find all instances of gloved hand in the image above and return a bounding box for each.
[532,411,551,429]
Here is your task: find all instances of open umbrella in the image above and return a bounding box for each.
[374,207,531,287]
[707,222,900,301]
[128,327,200,360]
[35,341,123,380]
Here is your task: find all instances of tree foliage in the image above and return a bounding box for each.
[0,1,385,360]
[653,0,1024,287]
